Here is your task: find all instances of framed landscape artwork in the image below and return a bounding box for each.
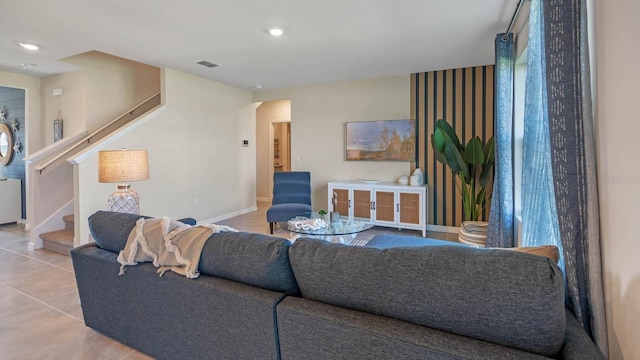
[346,119,416,161]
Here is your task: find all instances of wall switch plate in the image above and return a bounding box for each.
[242,139,249,147]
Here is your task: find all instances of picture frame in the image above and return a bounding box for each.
[345,119,416,161]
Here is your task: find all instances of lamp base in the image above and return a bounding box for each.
[108,184,140,214]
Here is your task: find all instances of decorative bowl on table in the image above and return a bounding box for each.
[287,217,328,231]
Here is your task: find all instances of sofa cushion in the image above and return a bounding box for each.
[199,232,299,294]
[289,238,566,357]
[88,211,148,253]
[266,203,313,222]
[88,211,197,253]
[506,245,560,264]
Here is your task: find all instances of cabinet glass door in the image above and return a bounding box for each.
[353,189,372,221]
[331,188,350,216]
[399,192,421,225]
[374,190,395,223]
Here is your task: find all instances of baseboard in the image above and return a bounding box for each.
[427,224,460,234]
[198,206,258,224]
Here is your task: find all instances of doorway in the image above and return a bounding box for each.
[255,99,291,202]
[272,122,290,172]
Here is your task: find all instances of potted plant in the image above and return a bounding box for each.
[431,119,494,244]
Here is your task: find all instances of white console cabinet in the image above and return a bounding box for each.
[328,180,428,236]
[0,179,22,224]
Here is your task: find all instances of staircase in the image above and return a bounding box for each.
[40,215,74,255]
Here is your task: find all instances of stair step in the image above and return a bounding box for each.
[62,214,74,231]
[40,229,73,256]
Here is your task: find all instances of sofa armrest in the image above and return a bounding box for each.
[561,310,606,360]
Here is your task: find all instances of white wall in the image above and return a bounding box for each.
[63,51,161,134]
[254,76,411,209]
[595,1,640,359]
[41,70,87,144]
[75,68,256,244]
[256,100,291,201]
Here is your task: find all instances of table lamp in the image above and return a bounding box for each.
[98,149,149,214]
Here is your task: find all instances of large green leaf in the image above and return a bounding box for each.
[463,137,484,165]
[435,119,463,150]
[431,134,448,165]
[479,163,494,188]
[476,188,486,205]
[432,128,450,153]
[484,136,495,164]
[444,142,469,179]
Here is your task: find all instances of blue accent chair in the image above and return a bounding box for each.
[266,171,312,234]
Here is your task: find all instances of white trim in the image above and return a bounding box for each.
[28,200,74,249]
[23,131,88,163]
[197,206,258,224]
[427,224,460,234]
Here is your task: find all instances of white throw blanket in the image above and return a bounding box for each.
[117,217,237,279]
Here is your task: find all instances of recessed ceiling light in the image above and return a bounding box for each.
[19,42,39,51]
[268,28,284,37]
[21,63,37,70]
[255,85,263,89]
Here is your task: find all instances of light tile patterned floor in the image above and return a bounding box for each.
[0,201,457,359]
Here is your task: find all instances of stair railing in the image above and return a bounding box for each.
[35,91,161,174]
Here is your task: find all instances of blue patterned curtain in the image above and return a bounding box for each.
[486,33,515,248]
[522,0,608,354]
[521,0,563,265]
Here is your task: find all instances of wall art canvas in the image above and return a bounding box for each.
[346,119,416,161]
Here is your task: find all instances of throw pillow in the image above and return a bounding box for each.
[504,245,560,264]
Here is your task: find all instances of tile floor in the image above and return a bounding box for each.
[0,201,456,359]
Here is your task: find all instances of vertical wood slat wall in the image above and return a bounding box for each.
[411,66,494,227]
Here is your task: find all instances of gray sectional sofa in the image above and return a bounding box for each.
[71,211,605,360]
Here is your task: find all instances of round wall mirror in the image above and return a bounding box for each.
[0,123,14,166]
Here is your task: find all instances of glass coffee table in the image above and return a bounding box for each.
[280,212,374,244]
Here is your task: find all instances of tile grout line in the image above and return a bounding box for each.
[118,350,139,360]
[0,281,84,322]
[1,271,141,359]
[0,246,73,273]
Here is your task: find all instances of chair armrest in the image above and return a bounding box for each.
[561,310,606,360]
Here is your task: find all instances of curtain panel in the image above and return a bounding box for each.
[486,33,515,248]
[542,0,608,354]
[522,0,608,354]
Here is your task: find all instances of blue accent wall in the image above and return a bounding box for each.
[0,87,26,219]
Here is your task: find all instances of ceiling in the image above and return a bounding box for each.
[0,0,517,91]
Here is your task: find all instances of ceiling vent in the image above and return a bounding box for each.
[196,60,219,68]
